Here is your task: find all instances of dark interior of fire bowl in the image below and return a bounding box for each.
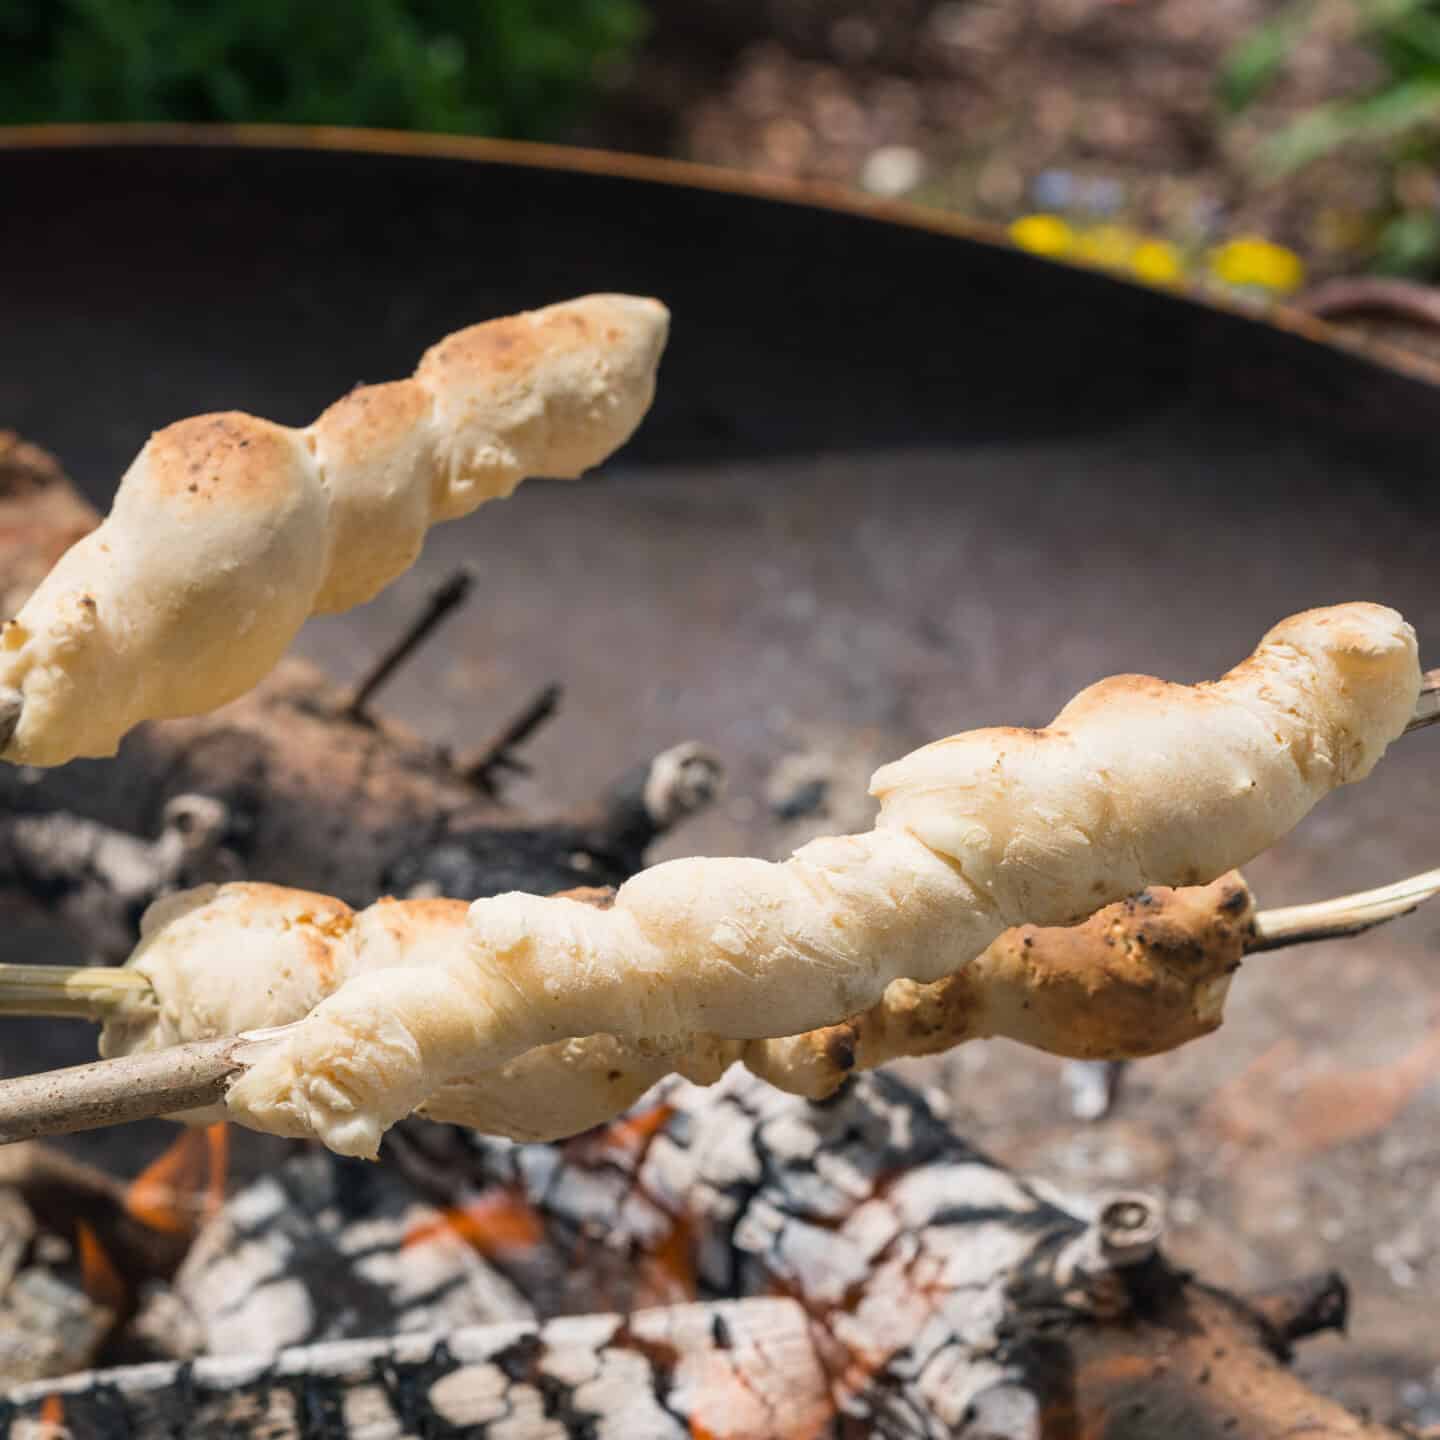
[1,137,1438,1185]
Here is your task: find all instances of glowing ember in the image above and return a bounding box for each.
[37,1393,65,1433]
[124,1123,228,1236]
[403,1189,544,1257]
[75,1219,125,1318]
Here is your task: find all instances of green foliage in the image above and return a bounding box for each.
[1222,0,1440,171]
[1218,1,1317,114]
[1221,0,1440,273]
[0,0,649,138]
[1373,206,1440,269]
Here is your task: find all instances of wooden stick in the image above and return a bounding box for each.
[0,1030,287,1145]
[1250,864,1440,951]
[0,964,153,1020]
[1406,666,1440,733]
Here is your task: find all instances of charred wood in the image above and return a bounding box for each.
[30,1071,1398,1439]
[2,1297,827,1440]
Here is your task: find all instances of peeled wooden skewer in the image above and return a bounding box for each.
[1249,862,1440,950]
[0,857,1436,1146]
[1408,666,1440,733]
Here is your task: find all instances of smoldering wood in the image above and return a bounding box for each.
[383,1070,1403,1440]
[171,1143,535,1356]
[12,1071,1395,1439]
[0,445,721,958]
[2,1298,829,1440]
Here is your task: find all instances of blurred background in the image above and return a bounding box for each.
[7,0,1440,309]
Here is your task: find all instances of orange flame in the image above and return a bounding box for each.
[404,1189,544,1257]
[39,1393,65,1432]
[639,1217,698,1306]
[600,1101,675,1152]
[125,1123,229,1236]
[75,1221,126,1318]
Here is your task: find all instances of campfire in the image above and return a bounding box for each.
[0,291,1436,1439]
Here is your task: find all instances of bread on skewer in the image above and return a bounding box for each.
[0,295,669,767]
[98,602,1419,1156]
[94,872,1249,1141]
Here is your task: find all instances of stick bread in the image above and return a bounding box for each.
[100,603,1418,1154]
[0,296,668,766]
[101,873,1252,1140]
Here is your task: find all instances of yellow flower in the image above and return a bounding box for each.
[1129,239,1184,286]
[1071,224,1143,271]
[1009,213,1075,258]
[1208,237,1306,294]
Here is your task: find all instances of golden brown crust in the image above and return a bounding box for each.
[137,414,310,512]
[310,381,432,475]
[743,871,1253,1099]
[972,871,1251,1061]
[418,302,613,387]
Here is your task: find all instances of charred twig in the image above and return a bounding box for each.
[457,682,563,797]
[1248,1270,1349,1351]
[343,566,474,724]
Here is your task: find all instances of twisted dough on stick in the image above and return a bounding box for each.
[100,873,1253,1141]
[109,602,1417,1156]
[0,295,668,766]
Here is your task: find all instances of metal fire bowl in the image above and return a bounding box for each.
[4,136,1438,1395]
[1,127,1436,997]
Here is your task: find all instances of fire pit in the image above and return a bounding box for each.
[0,129,1436,1436]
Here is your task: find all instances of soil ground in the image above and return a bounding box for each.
[586,0,1401,289]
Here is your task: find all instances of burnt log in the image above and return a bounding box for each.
[0,443,720,955]
[387,1070,1409,1440]
[2,1297,829,1440]
[9,1071,1399,1439]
